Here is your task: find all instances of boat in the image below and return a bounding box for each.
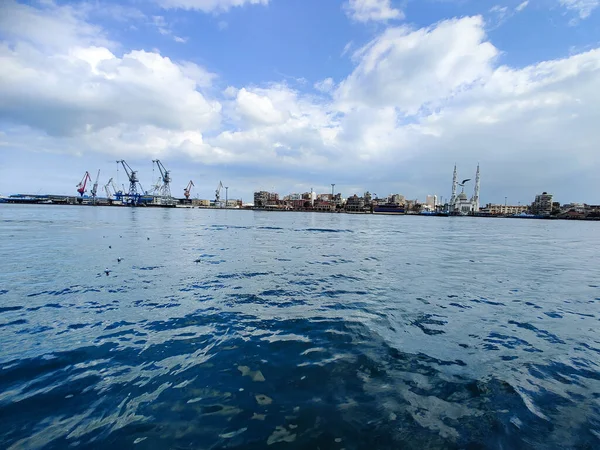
[373,204,405,215]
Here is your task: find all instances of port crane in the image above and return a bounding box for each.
[116,160,143,205]
[104,178,123,203]
[104,178,113,200]
[151,159,172,199]
[90,170,100,204]
[215,181,223,206]
[76,171,91,203]
[184,180,194,200]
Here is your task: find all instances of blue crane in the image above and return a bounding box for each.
[116,160,143,205]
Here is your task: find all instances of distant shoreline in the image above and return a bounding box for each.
[2,201,599,221]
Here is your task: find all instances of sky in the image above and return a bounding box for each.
[0,0,599,205]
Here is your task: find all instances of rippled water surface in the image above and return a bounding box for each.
[1,204,600,449]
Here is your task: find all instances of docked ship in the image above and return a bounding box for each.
[373,204,405,215]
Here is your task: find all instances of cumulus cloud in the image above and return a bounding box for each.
[559,0,599,19]
[0,0,112,50]
[209,84,340,168]
[0,45,221,136]
[336,16,498,114]
[158,0,269,12]
[235,88,287,125]
[344,0,404,23]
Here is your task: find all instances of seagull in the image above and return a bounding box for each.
[457,178,471,187]
[104,268,111,276]
[109,245,112,249]
[117,258,123,263]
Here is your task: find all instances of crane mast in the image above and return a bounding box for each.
[116,160,143,205]
[76,171,91,203]
[77,171,91,196]
[111,179,123,201]
[215,181,224,206]
[90,169,100,204]
[184,180,194,200]
[104,178,113,201]
[151,159,172,201]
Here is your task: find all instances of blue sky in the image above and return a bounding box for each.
[1,0,600,204]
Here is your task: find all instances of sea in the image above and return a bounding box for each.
[1,204,599,449]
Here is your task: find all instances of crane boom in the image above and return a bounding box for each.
[152,160,171,184]
[116,160,143,205]
[76,171,91,197]
[90,169,100,203]
[215,181,223,204]
[184,180,194,199]
[104,177,113,199]
[111,179,122,201]
[151,159,172,202]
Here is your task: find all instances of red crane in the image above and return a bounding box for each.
[184,180,194,199]
[76,171,92,197]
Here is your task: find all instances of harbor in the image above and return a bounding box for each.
[2,160,599,221]
[1,161,598,220]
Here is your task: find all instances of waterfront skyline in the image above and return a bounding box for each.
[1,0,600,204]
[1,157,594,208]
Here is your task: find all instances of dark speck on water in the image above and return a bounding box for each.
[1,204,600,449]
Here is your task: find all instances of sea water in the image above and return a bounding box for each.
[1,205,599,449]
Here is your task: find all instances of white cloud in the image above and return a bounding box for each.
[490,5,508,15]
[560,0,599,18]
[0,1,221,141]
[158,0,269,13]
[150,15,188,42]
[209,84,340,168]
[179,61,217,88]
[0,0,112,50]
[341,41,354,56]
[235,87,288,125]
[488,2,528,28]
[336,16,498,114]
[223,86,239,98]
[344,0,404,23]
[0,44,221,136]
[488,5,510,28]
[516,1,529,12]
[314,78,335,93]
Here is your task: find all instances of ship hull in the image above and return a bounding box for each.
[373,205,405,215]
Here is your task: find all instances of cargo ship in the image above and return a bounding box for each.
[373,204,405,215]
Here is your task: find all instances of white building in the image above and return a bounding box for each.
[531,192,553,216]
[449,164,480,215]
[425,195,438,208]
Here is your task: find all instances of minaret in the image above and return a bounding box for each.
[450,164,457,210]
[473,164,480,212]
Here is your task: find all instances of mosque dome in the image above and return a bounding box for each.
[457,192,468,201]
